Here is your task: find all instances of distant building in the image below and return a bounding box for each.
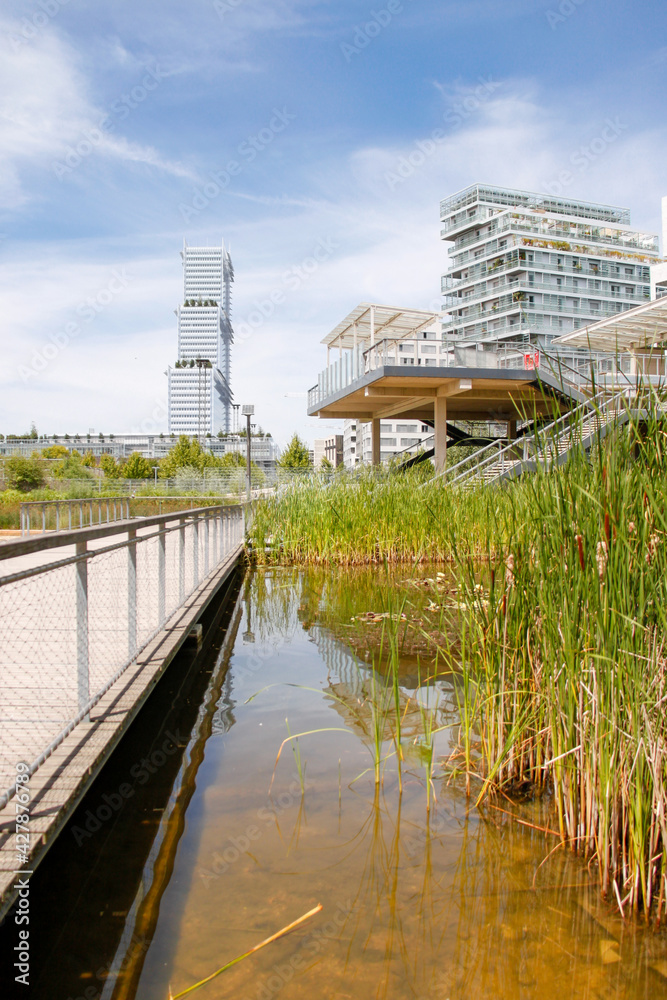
[342,419,433,468]
[166,241,234,437]
[440,184,659,351]
[0,434,280,471]
[314,435,344,468]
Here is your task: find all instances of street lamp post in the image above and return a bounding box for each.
[152,466,159,488]
[241,404,254,501]
[195,358,212,448]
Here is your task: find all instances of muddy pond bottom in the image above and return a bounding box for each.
[25,568,667,999]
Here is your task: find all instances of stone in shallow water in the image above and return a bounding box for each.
[599,939,621,964]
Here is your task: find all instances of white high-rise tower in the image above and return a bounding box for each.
[167,240,234,438]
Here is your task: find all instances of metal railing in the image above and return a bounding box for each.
[433,388,628,490]
[19,495,234,536]
[308,337,641,411]
[0,503,246,807]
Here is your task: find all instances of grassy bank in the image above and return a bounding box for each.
[249,404,667,921]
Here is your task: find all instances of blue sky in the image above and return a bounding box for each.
[1,0,666,445]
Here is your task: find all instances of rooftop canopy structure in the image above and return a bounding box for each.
[309,302,580,472]
[554,296,667,352]
[322,303,439,352]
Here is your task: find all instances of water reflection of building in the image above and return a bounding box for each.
[312,627,433,743]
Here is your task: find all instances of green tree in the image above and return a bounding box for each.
[100,453,122,479]
[81,450,97,467]
[219,451,245,467]
[52,454,94,480]
[41,444,69,459]
[278,434,312,469]
[5,455,45,492]
[123,452,152,479]
[320,456,333,471]
[159,436,220,478]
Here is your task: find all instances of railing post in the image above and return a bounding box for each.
[68,502,72,531]
[42,504,46,535]
[179,516,186,603]
[128,528,137,659]
[158,526,166,624]
[56,504,60,532]
[79,501,83,528]
[204,514,210,576]
[193,517,200,586]
[75,542,90,720]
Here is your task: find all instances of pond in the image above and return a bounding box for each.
[7,567,667,999]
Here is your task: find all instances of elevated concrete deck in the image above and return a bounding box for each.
[308,363,582,469]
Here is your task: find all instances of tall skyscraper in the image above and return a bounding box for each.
[167,241,234,437]
[440,184,659,351]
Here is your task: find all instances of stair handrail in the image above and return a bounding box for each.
[431,388,627,489]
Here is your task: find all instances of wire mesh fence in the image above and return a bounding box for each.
[0,504,245,806]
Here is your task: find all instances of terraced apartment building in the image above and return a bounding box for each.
[440,184,660,352]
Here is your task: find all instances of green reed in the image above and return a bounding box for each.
[447,394,667,921]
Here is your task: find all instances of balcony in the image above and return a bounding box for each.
[307,336,632,411]
[450,216,658,257]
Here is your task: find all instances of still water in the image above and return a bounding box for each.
[12,567,667,998]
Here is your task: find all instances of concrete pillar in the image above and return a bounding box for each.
[507,419,517,440]
[434,395,447,472]
[372,418,381,466]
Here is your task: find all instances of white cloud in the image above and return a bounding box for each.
[2,79,666,447]
[0,18,192,208]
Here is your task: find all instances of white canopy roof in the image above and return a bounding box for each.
[321,303,439,349]
[554,297,667,352]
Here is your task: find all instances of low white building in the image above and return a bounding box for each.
[342,419,433,467]
[0,433,280,470]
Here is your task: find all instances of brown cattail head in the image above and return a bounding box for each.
[604,511,610,544]
[576,534,585,571]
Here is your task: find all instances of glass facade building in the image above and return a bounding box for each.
[440,184,659,350]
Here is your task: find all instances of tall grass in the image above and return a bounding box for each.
[446,400,667,921]
[249,465,512,564]
[251,395,667,921]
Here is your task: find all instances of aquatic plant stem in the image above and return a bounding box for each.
[169,904,323,999]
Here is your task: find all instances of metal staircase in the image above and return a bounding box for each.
[434,389,628,491]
